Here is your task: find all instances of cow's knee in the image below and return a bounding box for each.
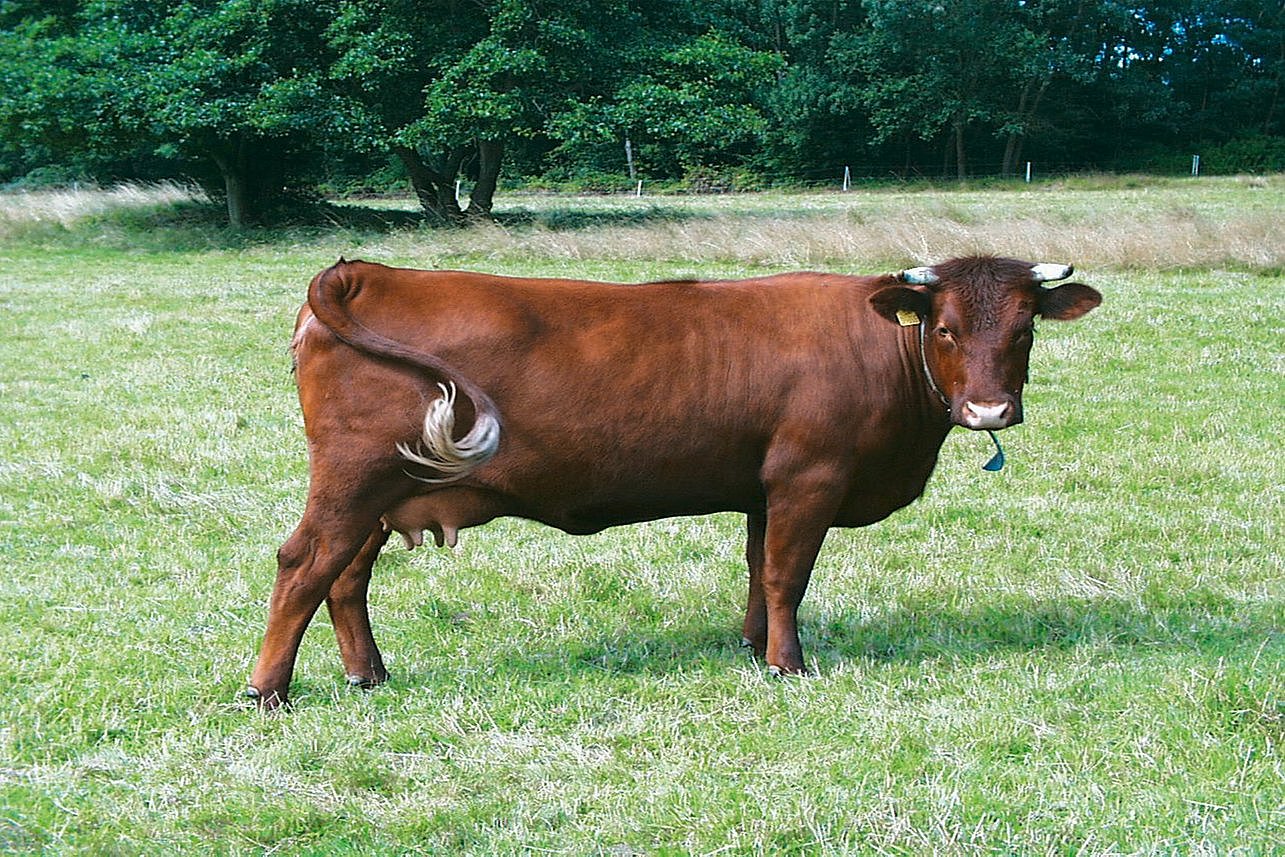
[277,529,311,574]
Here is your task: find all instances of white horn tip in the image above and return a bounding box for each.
[1032,263,1073,282]
[899,266,940,285]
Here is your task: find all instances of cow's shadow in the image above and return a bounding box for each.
[378,593,1277,690]
[812,596,1275,665]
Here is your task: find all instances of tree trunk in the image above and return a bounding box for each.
[953,120,967,180]
[210,142,250,229]
[1003,78,1051,177]
[467,139,503,220]
[393,144,466,225]
[1001,133,1020,179]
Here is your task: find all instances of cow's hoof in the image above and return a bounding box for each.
[245,685,288,711]
[766,663,809,678]
[346,673,388,690]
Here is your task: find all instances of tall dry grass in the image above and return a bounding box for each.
[448,208,1280,270]
[1,176,1279,271]
[0,181,207,230]
[368,177,1283,271]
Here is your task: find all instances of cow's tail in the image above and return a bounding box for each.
[307,261,501,483]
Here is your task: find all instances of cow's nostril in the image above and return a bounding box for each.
[963,401,1009,429]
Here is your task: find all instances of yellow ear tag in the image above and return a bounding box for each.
[896,309,921,327]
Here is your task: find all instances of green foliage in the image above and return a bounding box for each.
[610,32,782,173]
[1204,135,1285,174]
[0,13,154,181]
[0,0,1282,217]
[853,0,1039,139]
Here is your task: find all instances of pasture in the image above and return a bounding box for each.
[1,178,1282,854]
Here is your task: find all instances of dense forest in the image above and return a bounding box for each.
[2,0,1281,225]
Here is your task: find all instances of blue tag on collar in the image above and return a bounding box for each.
[983,430,1006,472]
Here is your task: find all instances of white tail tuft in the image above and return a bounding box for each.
[397,382,501,483]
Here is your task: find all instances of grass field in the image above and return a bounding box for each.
[1,178,1282,854]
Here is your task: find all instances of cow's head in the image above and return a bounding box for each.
[870,256,1101,431]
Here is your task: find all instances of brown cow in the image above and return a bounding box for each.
[247,256,1101,708]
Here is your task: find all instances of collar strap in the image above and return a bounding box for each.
[917,320,950,409]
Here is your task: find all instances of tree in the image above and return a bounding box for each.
[324,0,488,223]
[2,0,349,227]
[4,0,1281,204]
[1142,0,1284,142]
[992,0,1100,176]
[121,0,347,227]
[326,0,635,222]
[745,0,880,180]
[545,2,783,183]
[0,7,152,183]
[845,0,1047,178]
[600,32,782,178]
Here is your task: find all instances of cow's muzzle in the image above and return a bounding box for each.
[960,399,1022,431]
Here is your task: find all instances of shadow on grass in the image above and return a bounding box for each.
[274,594,1283,713]
[48,197,711,252]
[376,593,1281,691]
[493,204,710,231]
[816,596,1282,665]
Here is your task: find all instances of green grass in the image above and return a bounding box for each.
[1,179,1282,854]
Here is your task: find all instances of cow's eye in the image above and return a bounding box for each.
[936,326,953,339]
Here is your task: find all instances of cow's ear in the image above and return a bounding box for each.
[1037,282,1102,320]
[870,287,932,326]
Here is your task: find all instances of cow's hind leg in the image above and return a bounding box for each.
[248,506,382,709]
[326,524,392,690]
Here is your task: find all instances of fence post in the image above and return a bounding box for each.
[1025,162,1032,183]
[1191,155,1201,177]
[842,166,851,191]
[635,180,643,198]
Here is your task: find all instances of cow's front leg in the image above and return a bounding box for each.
[742,511,768,656]
[326,524,391,689]
[760,524,829,675]
[758,466,843,676]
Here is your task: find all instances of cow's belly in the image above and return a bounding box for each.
[384,451,936,547]
[382,471,763,547]
[490,431,767,528]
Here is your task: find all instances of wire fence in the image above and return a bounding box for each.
[508,158,1208,197]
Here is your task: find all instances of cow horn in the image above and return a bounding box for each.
[1031,263,1073,282]
[899,267,940,285]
